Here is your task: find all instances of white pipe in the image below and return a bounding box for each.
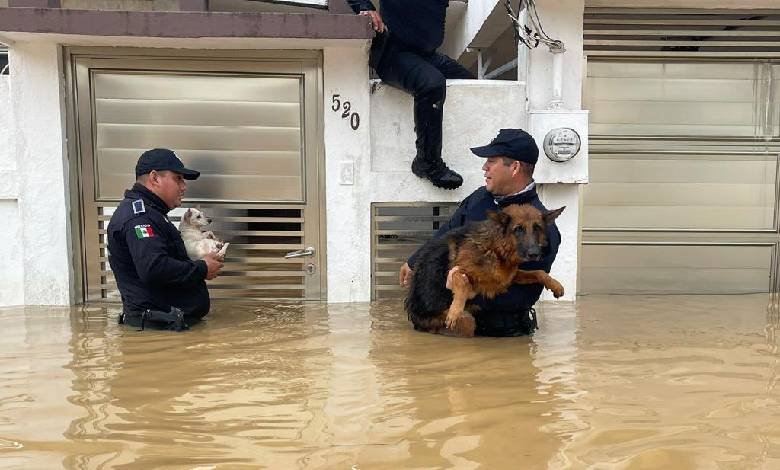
[516,8,528,85]
[549,49,564,109]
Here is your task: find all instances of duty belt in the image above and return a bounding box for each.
[119,307,188,332]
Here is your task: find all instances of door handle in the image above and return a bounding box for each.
[285,246,316,259]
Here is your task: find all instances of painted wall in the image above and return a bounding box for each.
[0,73,24,306]
[0,75,11,171]
[536,184,578,302]
[323,45,373,303]
[8,42,73,306]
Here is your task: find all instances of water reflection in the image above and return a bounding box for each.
[1,294,778,468]
[65,303,337,468]
[554,294,780,469]
[0,307,80,468]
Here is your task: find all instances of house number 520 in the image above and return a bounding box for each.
[331,94,360,131]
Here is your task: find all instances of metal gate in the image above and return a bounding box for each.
[371,203,459,300]
[67,48,325,302]
[581,8,780,294]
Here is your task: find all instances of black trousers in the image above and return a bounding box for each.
[474,308,537,337]
[371,34,474,162]
[372,34,474,98]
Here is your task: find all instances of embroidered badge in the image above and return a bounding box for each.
[134,224,155,239]
[132,199,146,214]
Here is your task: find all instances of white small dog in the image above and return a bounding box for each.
[179,208,229,261]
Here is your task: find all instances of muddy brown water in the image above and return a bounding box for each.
[1,294,780,469]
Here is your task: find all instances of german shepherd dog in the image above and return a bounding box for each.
[405,204,565,337]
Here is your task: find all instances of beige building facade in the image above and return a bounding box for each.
[0,0,778,306]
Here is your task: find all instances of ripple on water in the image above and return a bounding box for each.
[0,294,777,468]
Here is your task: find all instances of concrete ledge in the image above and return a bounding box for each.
[0,8,373,39]
[0,171,19,199]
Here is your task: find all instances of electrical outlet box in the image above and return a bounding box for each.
[339,161,354,185]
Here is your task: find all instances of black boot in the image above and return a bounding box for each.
[411,157,463,190]
[411,94,463,190]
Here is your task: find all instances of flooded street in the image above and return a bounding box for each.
[1,294,780,469]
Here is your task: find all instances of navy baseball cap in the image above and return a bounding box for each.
[470,129,539,165]
[135,148,200,180]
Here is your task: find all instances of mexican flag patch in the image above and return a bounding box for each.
[134,224,155,239]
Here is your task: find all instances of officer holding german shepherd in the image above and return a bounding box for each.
[347,0,473,190]
[400,129,562,336]
[107,149,224,330]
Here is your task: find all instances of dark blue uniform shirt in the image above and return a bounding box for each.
[107,184,210,320]
[408,185,561,318]
[347,0,449,52]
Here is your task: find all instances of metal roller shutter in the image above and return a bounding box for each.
[581,8,780,294]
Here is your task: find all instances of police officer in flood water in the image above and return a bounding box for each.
[347,0,474,190]
[107,149,224,330]
[400,129,562,336]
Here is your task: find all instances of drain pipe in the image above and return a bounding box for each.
[548,41,566,110]
[507,1,566,108]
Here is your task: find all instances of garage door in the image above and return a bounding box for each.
[67,49,325,302]
[581,8,780,294]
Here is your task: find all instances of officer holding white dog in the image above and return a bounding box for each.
[107,148,223,330]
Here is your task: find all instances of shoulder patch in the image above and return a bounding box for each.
[133,224,156,239]
[132,199,146,214]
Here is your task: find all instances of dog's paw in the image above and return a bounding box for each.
[454,313,476,338]
[444,311,462,330]
[218,242,229,258]
[548,279,565,298]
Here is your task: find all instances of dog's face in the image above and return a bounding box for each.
[489,205,565,262]
[181,208,212,228]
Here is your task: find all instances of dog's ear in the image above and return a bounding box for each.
[544,206,566,224]
[487,210,512,233]
[182,209,192,224]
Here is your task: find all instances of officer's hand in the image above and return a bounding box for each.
[446,266,470,291]
[203,252,224,280]
[359,10,386,33]
[399,262,413,288]
[446,266,476,299]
